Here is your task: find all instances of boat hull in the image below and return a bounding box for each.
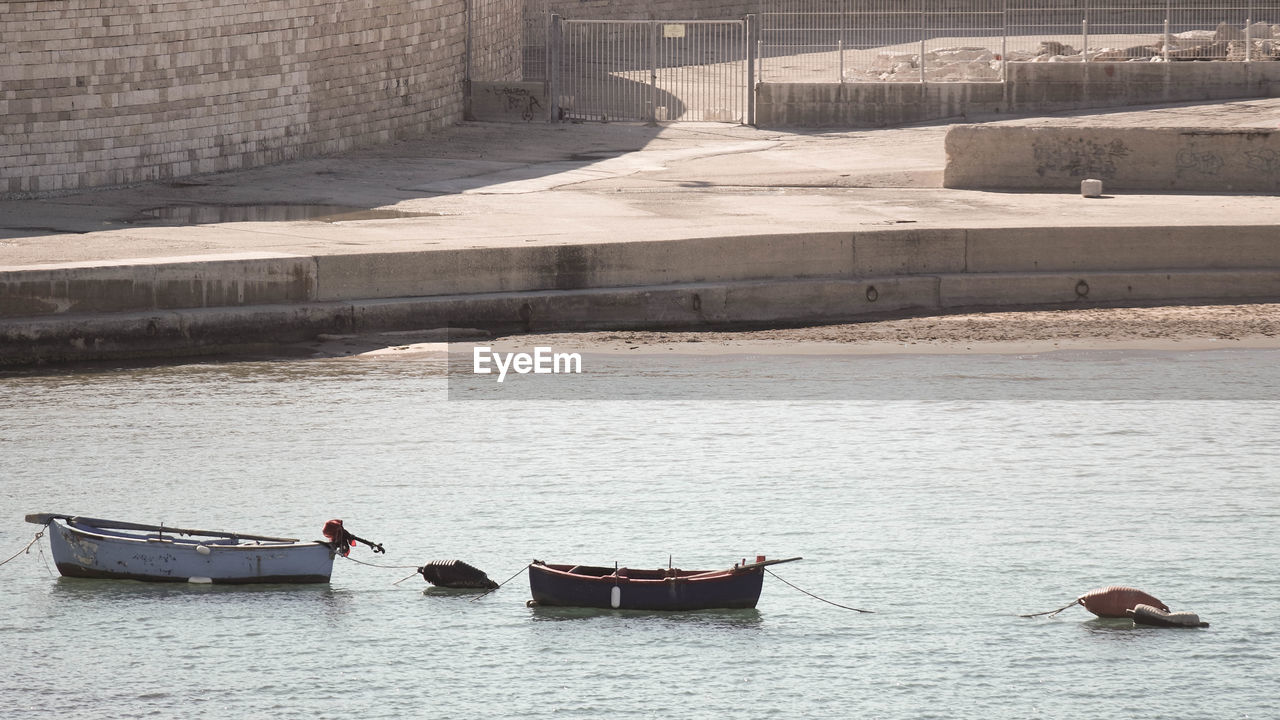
[46,518,334,584]
[529,562,764,610]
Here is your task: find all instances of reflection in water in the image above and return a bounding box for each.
[527,605,764,629]
[1079,617,1150,638]
[421,585,493,599]
[50,576,345,603]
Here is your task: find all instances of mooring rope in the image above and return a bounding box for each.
[392,570,421,586]
[1019,599,1081,618]
[340,555,421,570]
[765,568,875,613]
[470,563,531,602]
[0,530,45,569]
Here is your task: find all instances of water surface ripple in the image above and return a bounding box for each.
[1,349,1276,718]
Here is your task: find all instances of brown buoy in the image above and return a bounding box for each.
[1022,585,1168,619]
[1078,585,1168,618]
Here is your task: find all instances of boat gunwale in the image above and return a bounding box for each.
[534,562,739,584]
[52,517,326,551]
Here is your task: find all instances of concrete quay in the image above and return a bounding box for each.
[2,99,1280,365]
[946,98,1280,191]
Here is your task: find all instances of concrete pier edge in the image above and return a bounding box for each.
[4,224,1280,365]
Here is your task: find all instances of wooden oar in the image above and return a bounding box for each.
[731,556,803,572]
[25,513,303,543]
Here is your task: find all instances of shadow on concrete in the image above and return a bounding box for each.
[0,121,673,240]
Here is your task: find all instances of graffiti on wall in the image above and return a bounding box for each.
[1245,148,1280,174]
[1175,147,1225,175]
[484,85,544,122]
[1033,138,1130,179]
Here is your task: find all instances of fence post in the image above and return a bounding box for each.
[548,14,561,122]
[920,9,926,83]
[1163,18,1170,62]
[838,38,844,83]
[1082,0,1089,62]
[1001,0,1008,84]
[649,21,658,124]
[746,15,757,125]
[1246,16,1253,62]
[1248,0,1254,61]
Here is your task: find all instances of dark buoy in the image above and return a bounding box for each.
[1128,603,1209,628]
[418,560,499,589]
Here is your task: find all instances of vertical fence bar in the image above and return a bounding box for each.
[548,14,560,122]
[920,8,927,82]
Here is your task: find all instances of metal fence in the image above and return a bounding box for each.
[554,19,750,123]
[759,0,1280,83]
[522,0,551,81]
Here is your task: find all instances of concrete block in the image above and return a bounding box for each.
[313,233,856,302]
[940,269,1280,310]
[853,229,968,276]
[965,226,1280,273]
[945,125,1280,192]
[940,272,1088,308]
[0,254,316,318]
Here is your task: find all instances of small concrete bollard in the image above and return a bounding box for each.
[1081,178,1103,198]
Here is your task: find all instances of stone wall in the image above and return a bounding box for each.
[1,0,469,197]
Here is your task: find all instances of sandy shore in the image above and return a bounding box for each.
[327,303,1280,359]
[503,304,1280,355]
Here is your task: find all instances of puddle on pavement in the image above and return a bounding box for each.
[134,204,439,225]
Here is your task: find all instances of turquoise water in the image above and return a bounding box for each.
[1,348,1277,718]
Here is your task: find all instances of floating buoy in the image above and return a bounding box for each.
[1129,603,1209,628]
[1078,585,1168,618]
[1022,585,1169,619]
[417,560,498,589]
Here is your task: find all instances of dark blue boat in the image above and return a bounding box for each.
[528,556,800,611]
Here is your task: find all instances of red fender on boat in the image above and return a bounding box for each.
[1078,586,1168,618]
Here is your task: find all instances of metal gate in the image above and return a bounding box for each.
[550,17,753,124]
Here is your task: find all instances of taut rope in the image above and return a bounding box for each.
[469,563,532,602]
[765,568,874,613]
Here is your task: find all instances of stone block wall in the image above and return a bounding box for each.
[1,0,469,197]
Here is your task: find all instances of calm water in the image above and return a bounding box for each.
[1,347,1277,719]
